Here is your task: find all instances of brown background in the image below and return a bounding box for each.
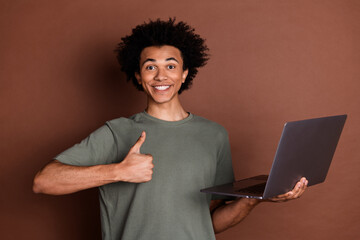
[1,0,359,239]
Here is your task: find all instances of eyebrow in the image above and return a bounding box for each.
[141,57,179,66]
[165,57,179,63]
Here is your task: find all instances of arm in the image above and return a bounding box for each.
[33,160,122,195]
[210,197,259,234]
[33,131,153,195]
[211,177,308,233]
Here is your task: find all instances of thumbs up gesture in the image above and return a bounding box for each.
[117,131,154,183]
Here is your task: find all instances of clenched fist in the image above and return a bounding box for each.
[117,131,154,183]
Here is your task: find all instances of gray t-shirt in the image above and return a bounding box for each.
[55,112,234,240]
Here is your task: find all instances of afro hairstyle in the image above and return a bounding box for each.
[115,18,209,94]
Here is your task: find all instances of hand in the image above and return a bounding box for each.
[117,131,154,183]
[267,177,308,202]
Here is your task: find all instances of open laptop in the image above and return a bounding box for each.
[200,114,347,199]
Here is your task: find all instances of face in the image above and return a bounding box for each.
[135,45,188,105]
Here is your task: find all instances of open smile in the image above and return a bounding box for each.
[153,85,171,91]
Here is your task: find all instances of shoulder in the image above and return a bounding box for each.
[192,114,227,131]
[104,113,146,145]
[191,114,229,139]
[105,112,144,129]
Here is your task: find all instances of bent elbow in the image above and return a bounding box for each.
[32,160,62,195]
[32,184,41,194]
[32,173,45,194]
[33,172,55,194]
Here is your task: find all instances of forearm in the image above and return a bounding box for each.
[33,136,154,196]
[211,198,260,234]
[33,160,121,195]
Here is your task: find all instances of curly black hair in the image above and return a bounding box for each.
[115,18,209,94]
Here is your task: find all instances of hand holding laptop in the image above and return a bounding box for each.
[236,177,308,206]
[210,115,346,234]
[201,115,346,199]
[211,177,309,233]
[266,177,308,202]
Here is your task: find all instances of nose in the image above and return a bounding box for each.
[154,67,167,81]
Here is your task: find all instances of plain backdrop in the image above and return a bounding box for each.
[0,0,359,239]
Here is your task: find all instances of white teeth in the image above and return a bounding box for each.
[154,85,170,90]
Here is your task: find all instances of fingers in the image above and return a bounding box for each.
[292,177,308,198]
[286,177,308,198]
[129,131,146,154]
[120,131,155,183]
[268,194,289,202]
[137,154,154,182]
[268,177,308,202]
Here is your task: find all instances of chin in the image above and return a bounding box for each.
[150,93,177,104]
[152,98,173,104]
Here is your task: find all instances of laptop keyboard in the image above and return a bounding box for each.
[237,183,266,194]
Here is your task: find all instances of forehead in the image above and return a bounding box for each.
[139,45,183,63]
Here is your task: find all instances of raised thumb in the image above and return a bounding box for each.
[130,131,146,153]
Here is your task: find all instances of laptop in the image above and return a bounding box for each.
[200,114,347,199]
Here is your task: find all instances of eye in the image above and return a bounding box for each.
[167,65,176,70]
[145,65,156,70]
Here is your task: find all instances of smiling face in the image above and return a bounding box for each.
[135,45,189,106]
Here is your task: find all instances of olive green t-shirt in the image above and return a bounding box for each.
[55,112,234,240]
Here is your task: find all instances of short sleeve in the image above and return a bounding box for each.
[55,124,118,166]
[212,130,235,200]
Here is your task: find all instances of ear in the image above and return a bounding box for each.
[182,69,189,83]
[135,72,141,84]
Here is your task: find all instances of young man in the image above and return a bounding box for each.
[33,19,307,240]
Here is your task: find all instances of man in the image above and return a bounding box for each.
[33,18,307,240]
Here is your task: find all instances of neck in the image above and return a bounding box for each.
[146,97,188,121]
